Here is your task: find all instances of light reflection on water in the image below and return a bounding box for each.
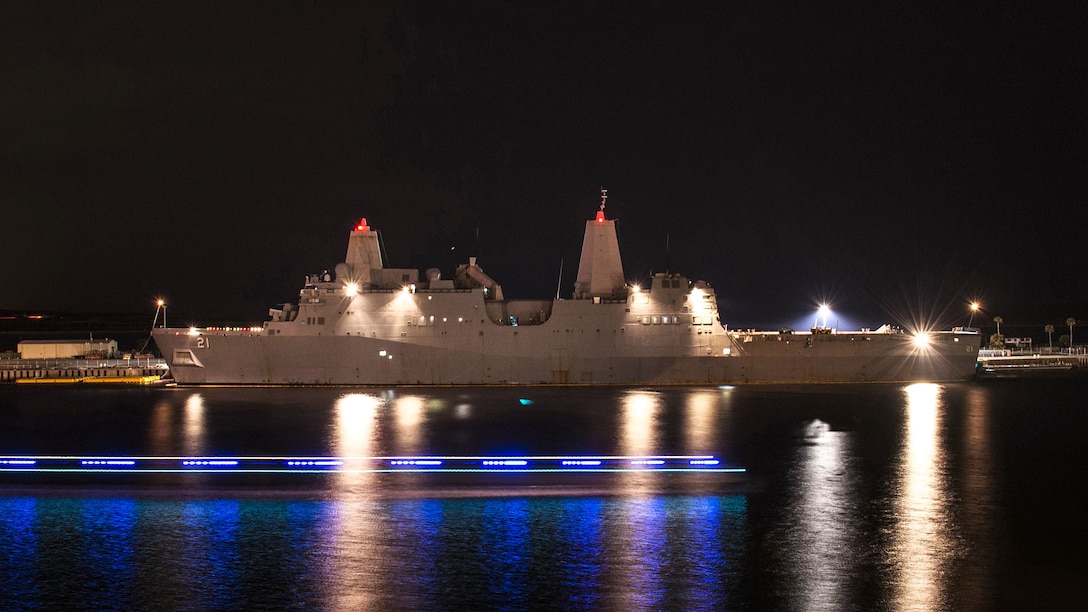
[2,497,36,604]
[0,381,1058,609]
[891,383,955,612]
[683,389,720,454]
[393,394,427,455]
[182,393,206,456]
[149,399,173,456]
[0,494,746,610]
[620,389,662,455]
[178,499,242,609]
[781,420,858,611]
[956,386,999,611]
[331,392,380,492]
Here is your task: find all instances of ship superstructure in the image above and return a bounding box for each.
[153,194,978,385]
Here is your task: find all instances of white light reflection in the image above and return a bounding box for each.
[783,420,858,610]
[393,395,426,455]
[620,391,661,456]
[329,392,384,610]
[602,497,667,610]
[892,383,953,611]
[683,390,717,453]
[333,393,380,459]
[182,394,206,456]
[332,393,381,490]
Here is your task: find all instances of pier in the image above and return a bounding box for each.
[0,357,169,384]
[977,348,1088,377]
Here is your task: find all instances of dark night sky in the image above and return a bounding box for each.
[2,2,1085,332]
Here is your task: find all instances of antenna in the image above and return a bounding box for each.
[594,187,609,223]
[665,232,670,273]
[555,258,564,300]
[377,230,390,267]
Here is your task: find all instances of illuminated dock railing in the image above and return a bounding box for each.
[0,455,745,474]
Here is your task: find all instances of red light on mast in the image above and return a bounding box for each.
[355,218,370,232]
[596,188,608,223]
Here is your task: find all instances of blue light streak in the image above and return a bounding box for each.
[182,460,239,467]
[0,455,745,475]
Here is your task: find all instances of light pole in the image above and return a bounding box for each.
[968,302,979,328]
[142,299,166,355]
[152,299,166,329]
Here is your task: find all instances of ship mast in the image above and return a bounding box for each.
[574,187,626,299]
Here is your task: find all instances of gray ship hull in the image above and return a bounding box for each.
[152,313,979,386]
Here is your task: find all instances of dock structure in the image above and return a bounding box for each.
[976,348,1088,376]
[0,357,169,384]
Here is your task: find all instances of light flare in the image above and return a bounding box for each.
[912,332,932,349]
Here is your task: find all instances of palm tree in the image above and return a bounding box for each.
[989,316,1005,350]
[1045,324,1054,351]
[1068,318,1077,352]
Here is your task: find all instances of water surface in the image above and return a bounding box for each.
[2,381,1086,609]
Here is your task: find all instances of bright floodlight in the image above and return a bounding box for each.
[912,332,932,349]
[968,301,980,327]
[345,282,359,296]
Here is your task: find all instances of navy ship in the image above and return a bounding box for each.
[152,193,979,385]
